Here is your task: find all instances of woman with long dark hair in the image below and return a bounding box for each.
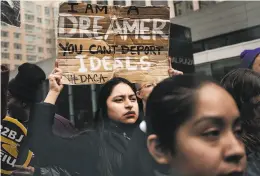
[27,68,140,176]
[221,68,260,176]
[145,75,246,176]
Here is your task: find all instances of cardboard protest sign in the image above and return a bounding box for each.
[1,116,33,175]
[57,2,170,85]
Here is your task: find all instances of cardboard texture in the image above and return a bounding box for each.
[57,2,170,85]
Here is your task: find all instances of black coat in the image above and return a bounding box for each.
[28,103,137,176]
[119,125,170,176]
[245,151,260,176]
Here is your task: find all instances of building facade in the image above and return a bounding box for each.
[1,1,58,71]
[170,1,260,80]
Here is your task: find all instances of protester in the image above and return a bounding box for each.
[93,77,139,133]
[1,65,9,119]
[221,68,260,176]
[240,47,260,73]
[118,68,183,176]
[146,75,246,176]
[7,63,77,176]
[7,63,78,136]
[136,68,183,114]
[27,68,141,176]
[7,63,46,124]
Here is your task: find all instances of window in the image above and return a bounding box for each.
[36,27,42,33]
[14,54,22,60]
[45,7,50,16]
[46,29,54,35]
[113,1,125,5]
[24,1,35,13]
[26,45,36,52]
[132,0,145,6]
[38,47,44,53]
[205,37,226,50]
[2,53,10,59]
[1,42,9,48]
[25,34,35,43]
[1,31,8,37]
[211,57,241,81]
[37,36,44,41]
[25,24,35,32]
[151,0,168,6]
[14,43,22,50]
[46,38,52,44]
[14,33,21,39]
[199,1,216,9]
[37,18,42,23]
[226,30,248,45]
[47,48,52,54]
[53,7,58,17]
[174,1,193,16]
[37,5,42,16]
[27,55,37,61]
[192,41,204,53]
[25,14,35,22]
[192,25,260,53]
[45,19,50,25]
[25,34,36,43]
[249,26,260,40]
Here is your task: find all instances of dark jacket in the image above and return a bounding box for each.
[1,65,9,119]
[119,124,170,176]
[245,151,260,176]
[34,166,74,176]
[33,114,80,176]
[52,114,79,138]
[28,102,138,176]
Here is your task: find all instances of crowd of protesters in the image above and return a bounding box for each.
[1,47,259,176]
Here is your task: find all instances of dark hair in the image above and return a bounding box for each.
[1,65,10,119]
[93,77,137,176]
[146,74,218,153]
[94,77,137,125]
[221,68,260,109]
[221,68,260,154]
[240,101,260,155]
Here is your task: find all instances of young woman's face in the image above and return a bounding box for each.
[106,83,139,124]
[168,84,246,176]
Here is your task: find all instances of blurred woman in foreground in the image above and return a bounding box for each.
[146,75,247,176]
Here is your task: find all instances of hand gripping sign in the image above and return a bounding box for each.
[1,116,33,175]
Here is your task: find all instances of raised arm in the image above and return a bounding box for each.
[27,68,88,171]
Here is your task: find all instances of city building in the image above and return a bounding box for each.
[1,1,58,71]
[170,1,260,80]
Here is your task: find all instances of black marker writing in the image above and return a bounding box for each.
[59,42,83,56]
[68,3,78,13]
